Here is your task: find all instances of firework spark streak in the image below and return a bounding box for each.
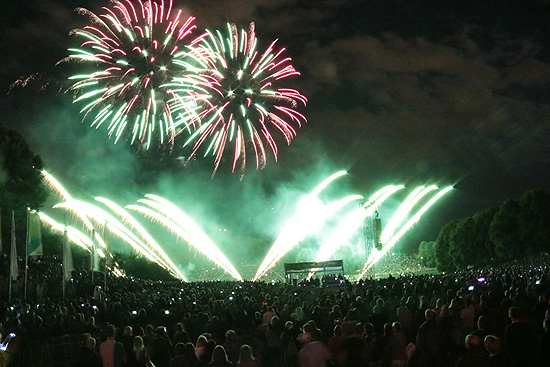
[379,186,437,244]
[253,171,347,281]
[95,197,187,280]
[313,186,402,265]
[42,170,103,235]
[54,199,182,278]
[169,22,307,175]
[358,186,453,278]
[63,0,201,149]
[42,170,72,200]
[38,212,96,252]
[39,212,128,276]
[127,194,243,281]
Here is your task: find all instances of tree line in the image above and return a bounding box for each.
[418,188,550,271]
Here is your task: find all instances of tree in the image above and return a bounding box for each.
[436,219,461,271]
[472,207,498,260]
[518,188,550,255]
[489,199,523,261]
[0,123,48,211]
[0,122,48,254]
[418,241,437,268]
[447,208,499,268]
[448,216,480,267]
[429,189,548,269]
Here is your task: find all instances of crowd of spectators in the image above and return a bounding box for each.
[1,253,550,367]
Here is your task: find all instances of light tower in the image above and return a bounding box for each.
[362,204,375,263]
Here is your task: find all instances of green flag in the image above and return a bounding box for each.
[27,211,43,257]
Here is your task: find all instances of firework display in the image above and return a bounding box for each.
[64,0,201,149]
[39,170,451,280]
[254,172,453,281]
[64,0,308,173]
[168,22,307,174]
[41,171,187,280]
[253,171,348,281]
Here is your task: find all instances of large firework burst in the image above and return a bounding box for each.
[64,0,202,149]
[168,22,307,175]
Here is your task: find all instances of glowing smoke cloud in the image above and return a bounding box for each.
[63,0,202,149]
[359,186,453,278]
[253,171,348,281]
[127,194,243,281]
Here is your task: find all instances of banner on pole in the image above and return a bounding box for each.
[27,211,43,257]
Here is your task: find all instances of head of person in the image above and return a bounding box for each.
[383,323,392,336]
[211,345,228,363]
[123,326,132,336]
[363,322,374,335]
[238,344,255,362]
[144,324,154,335]
[85,337,96,349]
[174,342,186,356]
[156,326,166,337]
[477,315,490,330]
[508,306,522,321]
[225,329,237,343]
[425,309,437,321]
[133,336,144,350]
[464,334,481,350]
[183,342,198,360]
[104,324,116,339]
[484,335,502,356]
[285,321,293,330]
[196,334,208,348]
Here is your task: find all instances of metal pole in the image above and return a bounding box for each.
[62,226,66,300]
[8,270,12,303]
[24,209,29,300]
[103,227,107,293]
[8,210,15,303]
[91,229,95,284]
[63,213,67,299]
[104,263,107,294]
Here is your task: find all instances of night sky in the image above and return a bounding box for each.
[1,0,550,277]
